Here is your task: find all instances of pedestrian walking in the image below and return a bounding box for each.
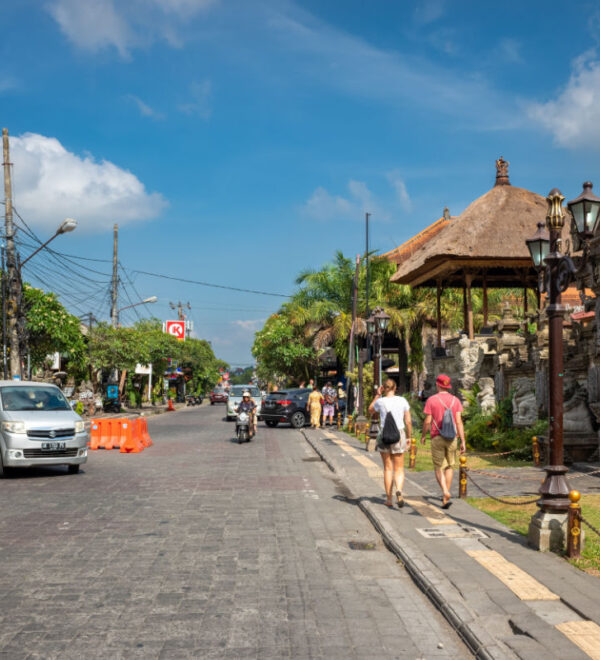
[298,381,306,389]
[368,379,412,508]
[421,374,466,509]
[336,381,346,415]
[307,379,314,391]
[306,387,323,428]
[321,381,337,426]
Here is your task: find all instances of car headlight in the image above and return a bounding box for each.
[1,421,26,434]
[75,421,85,433]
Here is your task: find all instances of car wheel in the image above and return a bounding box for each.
[210,401,214,405]
[265,420,279,428]
[67,464,80,474]
[290,411,306,429]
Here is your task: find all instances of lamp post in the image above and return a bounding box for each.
[19,218,77,268]
[116,296,158,327]
[366,306,390,446]
[525,183,600,551]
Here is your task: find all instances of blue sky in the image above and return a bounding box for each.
[3,0,600,366]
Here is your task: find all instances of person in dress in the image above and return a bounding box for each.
[368,379,412,508]
[321,381,337,427]
[306,387,323,428]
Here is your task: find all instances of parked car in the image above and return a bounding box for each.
[210,387,228,405]
[261,389,310,429]
[226,385,262,421]
[0,381,89,477]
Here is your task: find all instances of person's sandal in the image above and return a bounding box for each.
[441,494,452,509]
[396,491,404,508]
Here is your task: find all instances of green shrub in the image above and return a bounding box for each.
[460,385,547,460]
[74,401,84,416]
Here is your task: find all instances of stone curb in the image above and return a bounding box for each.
[302,430,512,660]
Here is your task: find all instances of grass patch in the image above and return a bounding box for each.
[342,429,532,471]
[468,495,600,576]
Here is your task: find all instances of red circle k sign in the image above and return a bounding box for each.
[166,320,185,340]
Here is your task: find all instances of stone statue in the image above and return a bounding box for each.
[563,378,595,434]
[512,377,537,427]
[457,335,484,390]
[477,377,495,414]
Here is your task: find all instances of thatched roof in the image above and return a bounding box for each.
[382,209,455,263]
[390,183,548,288]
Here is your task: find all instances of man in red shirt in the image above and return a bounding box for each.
[421,374,466,508]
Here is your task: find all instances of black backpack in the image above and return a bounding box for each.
[380,405,401,446]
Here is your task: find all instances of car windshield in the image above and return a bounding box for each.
[230,386,260,397]
[1,386,71,411]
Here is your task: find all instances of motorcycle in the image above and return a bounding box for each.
[235,410,254,444]
[186,395,203,406]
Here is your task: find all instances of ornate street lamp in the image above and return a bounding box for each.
[365,306,390,447]
[525,222,549,271]
[525,188,584,550]
[568,181,600,245]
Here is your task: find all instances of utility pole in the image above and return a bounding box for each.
[110,224,118,327]
[3,128,20,378]
[1,244,7,379]
[170,301,190,321]
[365,212,371,319]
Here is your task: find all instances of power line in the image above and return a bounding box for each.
[130,269,291,298]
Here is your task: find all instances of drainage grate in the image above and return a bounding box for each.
[302,457,322,462]
[416,525,488,539]
[348,541,376,550]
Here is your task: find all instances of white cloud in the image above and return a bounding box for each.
[413,0,445,25]
[303,175,411,222]
[9,133,167,233]
[386,171,412,212]
[178,80,212,118]
[47,0,218,56]
[126,94,165,119]
[233,319,266,331]
[48,0,134,58]
[266,5,508,127]
[528,51,600,148]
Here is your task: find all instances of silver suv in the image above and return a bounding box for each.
[0,381,89,476]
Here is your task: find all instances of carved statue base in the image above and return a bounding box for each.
[528,509,568,552]
[539,434,599,464]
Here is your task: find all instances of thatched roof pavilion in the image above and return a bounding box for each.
[383,158,546,344]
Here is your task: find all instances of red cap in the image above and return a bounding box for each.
[436,374,452,389]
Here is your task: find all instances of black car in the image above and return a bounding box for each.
[261,389,310,429]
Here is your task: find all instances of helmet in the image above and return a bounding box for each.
[242,391,251,397]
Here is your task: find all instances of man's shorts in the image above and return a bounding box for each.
[323,404,335,418]
[431,435,457,470]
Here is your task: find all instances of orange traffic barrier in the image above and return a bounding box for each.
[120,418,144,453]
[89,417,152,453]
[90,421,101,450]
[167,398,175,412]
[140,417,152,447]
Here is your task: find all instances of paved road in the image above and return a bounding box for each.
[0,406,470,659]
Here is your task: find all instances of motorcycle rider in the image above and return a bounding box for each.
[235,391,257,435]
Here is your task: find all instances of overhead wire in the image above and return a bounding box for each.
[130,268,291,298]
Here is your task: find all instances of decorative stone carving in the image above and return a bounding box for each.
[457,336,484,391]
[535,368,548,416]
[512,377,537,427]
[563,378,594,434]
[477,377,495,413]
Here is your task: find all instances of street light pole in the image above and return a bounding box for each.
[366,307,390,449]
[116,296,158,327]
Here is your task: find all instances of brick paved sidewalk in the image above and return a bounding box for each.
[304,427,600,660]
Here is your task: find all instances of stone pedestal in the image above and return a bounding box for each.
[528,509,568,552]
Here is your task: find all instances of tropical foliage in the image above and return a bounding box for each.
[22,285,87,372]
[253,249,537,388]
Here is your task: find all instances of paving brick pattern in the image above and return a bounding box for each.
[0,407,469,659]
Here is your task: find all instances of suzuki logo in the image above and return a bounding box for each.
[49,430,56,438]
